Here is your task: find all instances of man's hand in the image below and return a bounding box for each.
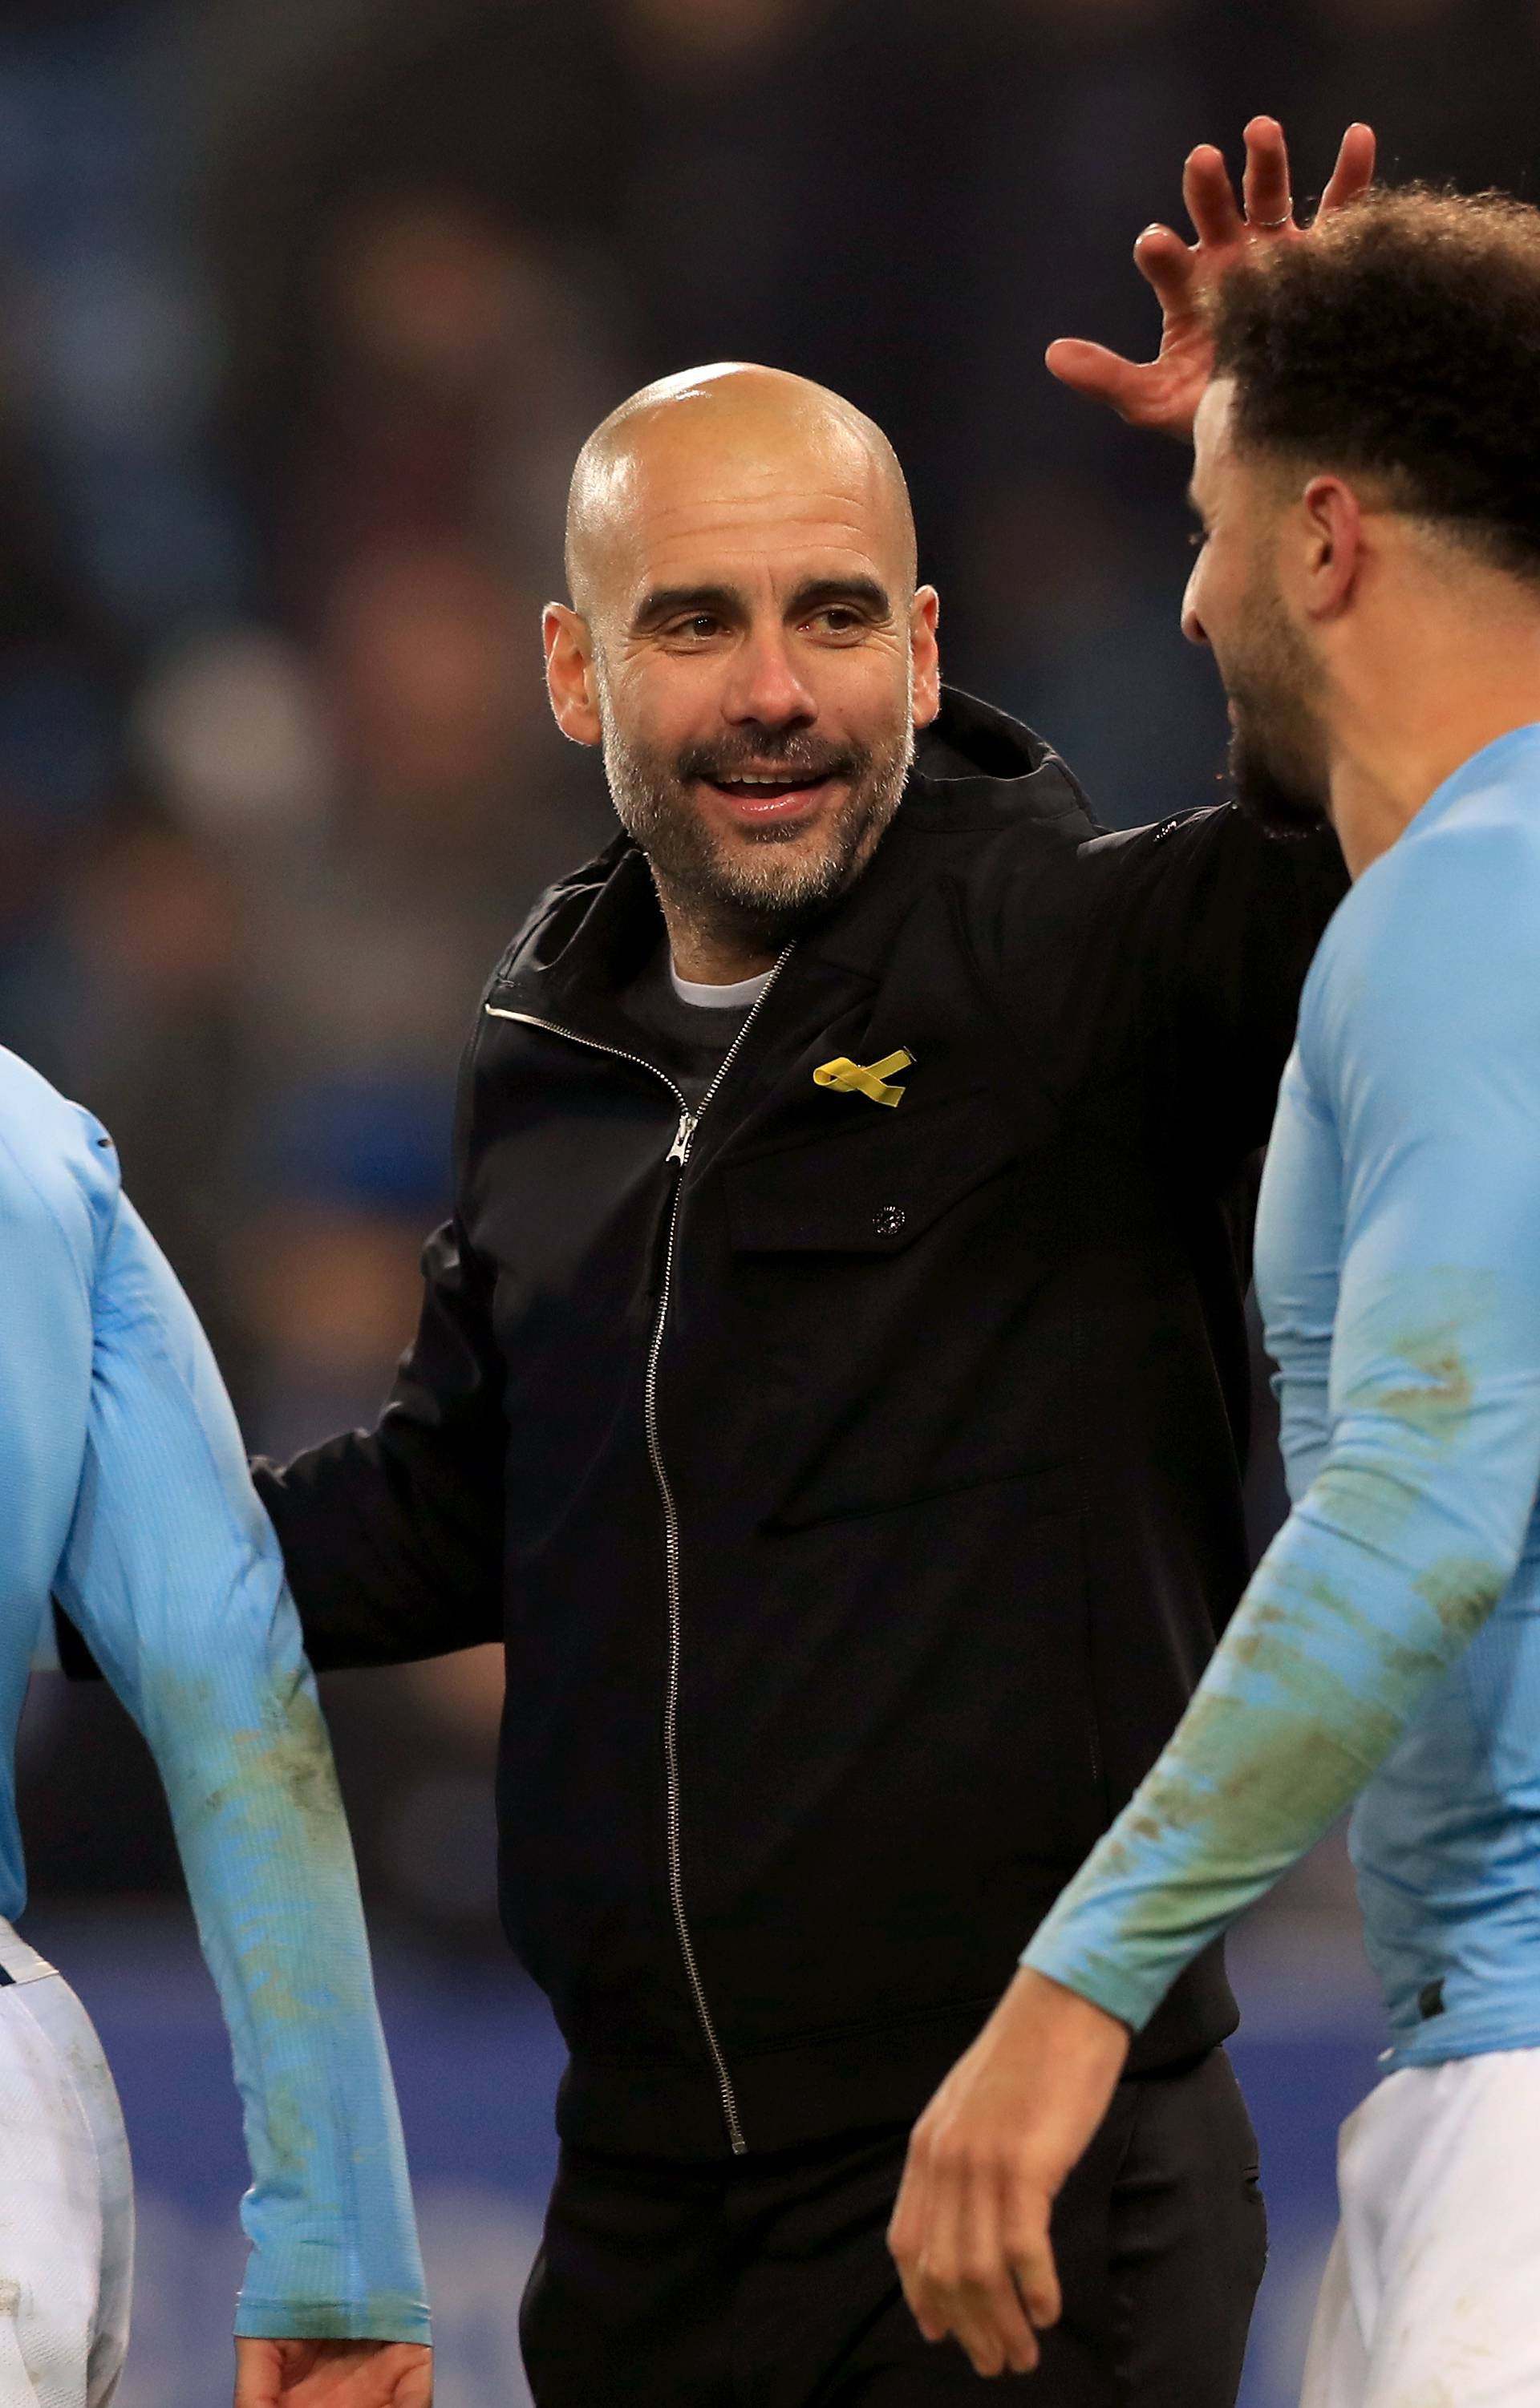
[886,1968,1129,2379]
[1047,115,1376,441]
[234,2338,432,2407]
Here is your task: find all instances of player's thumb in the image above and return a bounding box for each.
[1044,338,1136,406]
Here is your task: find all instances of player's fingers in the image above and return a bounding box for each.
[1132,222,1198,317]
[945,2283,1035,2381]
[951,2167,1042,2378]
[908,2136,978,2349]
[1005,2201,1064,2334]
[957,2270,1040,2377]
[231,2337,285,2408]
[1183,143,1244,249]
[377,2361,434,2408]
[1319,120,1376,217]
[906,2144,1043,2380]
[1044,338,1147,412]
[1241,115,1293,231]
[888,2140,944,2334]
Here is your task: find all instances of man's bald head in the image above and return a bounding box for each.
[543,360,941,981]
[564,362,918,627]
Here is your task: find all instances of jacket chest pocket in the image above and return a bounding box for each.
[723,1090,1018,1257]
[717,1091,1072,1529]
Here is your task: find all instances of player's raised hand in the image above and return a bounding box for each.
[887,1967,1129,2378]
[233,2337,433,2407]
[1047,116,1376,441]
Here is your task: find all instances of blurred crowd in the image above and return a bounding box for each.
[7,0,1531,1946]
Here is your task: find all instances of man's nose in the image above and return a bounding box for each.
[722,627,817,726]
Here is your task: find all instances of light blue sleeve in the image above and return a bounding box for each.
[0,1080,104,1920]
[1258,1046,1339,1507]
[54,1184,429,2342]
[1023,814,1540,2027]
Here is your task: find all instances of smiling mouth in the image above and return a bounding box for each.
[715,773,825,794]
[701,769,843,810]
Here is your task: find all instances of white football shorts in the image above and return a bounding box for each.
[0,1922,132,2408]
[1301,2043,1540,2407]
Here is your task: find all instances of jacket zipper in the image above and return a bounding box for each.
[484,946,791,2155]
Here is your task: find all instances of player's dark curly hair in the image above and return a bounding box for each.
[1210,186,1540,581]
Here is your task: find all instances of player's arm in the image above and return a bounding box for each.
[890,824,1540,2374]
[51,1188,432,2394]
[0,1079,100,1655]
[1027,833,1540,2022]
[1047,115,1375,440]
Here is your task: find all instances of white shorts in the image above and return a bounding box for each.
[1301,2045,1540,2407]
[0,1924,132,2408]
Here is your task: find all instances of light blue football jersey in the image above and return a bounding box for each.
[1027,726,1540,2072]
[0,1046,428,2340]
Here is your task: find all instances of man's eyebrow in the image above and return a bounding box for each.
[631,583,746,629]
[788,575,893,617]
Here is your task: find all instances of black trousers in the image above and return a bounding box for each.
[519,2047,1266,2406]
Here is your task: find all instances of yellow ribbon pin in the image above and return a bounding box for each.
[813,1048,915,1107]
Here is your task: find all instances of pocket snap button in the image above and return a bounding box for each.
[873,1203,906,1239]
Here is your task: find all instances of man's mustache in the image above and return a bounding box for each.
[677,735,863,785]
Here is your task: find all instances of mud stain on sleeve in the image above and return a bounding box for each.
[1412,1554,1506,1645]
[1345,1267,1498,1449]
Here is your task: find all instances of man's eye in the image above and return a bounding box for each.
[809,607,863,634]
[670,615,720,640]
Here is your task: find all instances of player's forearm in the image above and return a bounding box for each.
[131,1597,428,2341]
[1022,1447,1516,2029]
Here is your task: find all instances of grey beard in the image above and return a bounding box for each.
[598,702,914,948]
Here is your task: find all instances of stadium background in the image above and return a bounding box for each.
[0,1,1520,2397]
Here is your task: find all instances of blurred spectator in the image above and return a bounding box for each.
[55,793,253,1387]
[269,200,616,617]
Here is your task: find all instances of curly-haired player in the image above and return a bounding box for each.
[894,180,1540,2408]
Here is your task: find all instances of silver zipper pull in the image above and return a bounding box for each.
[667,1111,699,1165]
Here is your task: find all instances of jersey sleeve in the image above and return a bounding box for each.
[53,1188,428,2342]
[0,1090,100,1644]
[1254,1042,1340,1503]
[1023,814,1540,2027]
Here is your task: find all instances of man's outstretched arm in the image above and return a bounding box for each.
[55,1186,432,2402]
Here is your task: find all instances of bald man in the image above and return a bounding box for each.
[245,125,1361,2406]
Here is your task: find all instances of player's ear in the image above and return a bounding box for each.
[910,586,941,728]
[1299,476,1365,620]
[543,603,603,747]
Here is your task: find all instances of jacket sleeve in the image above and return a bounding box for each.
[1151,805,1348,1176]
[253,1209,506,1670]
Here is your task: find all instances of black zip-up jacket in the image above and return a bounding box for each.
[253,688,1348,2160]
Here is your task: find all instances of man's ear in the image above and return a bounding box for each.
[910,585,942,728]
[1299,476,1367,622]
[543,603,603,746]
